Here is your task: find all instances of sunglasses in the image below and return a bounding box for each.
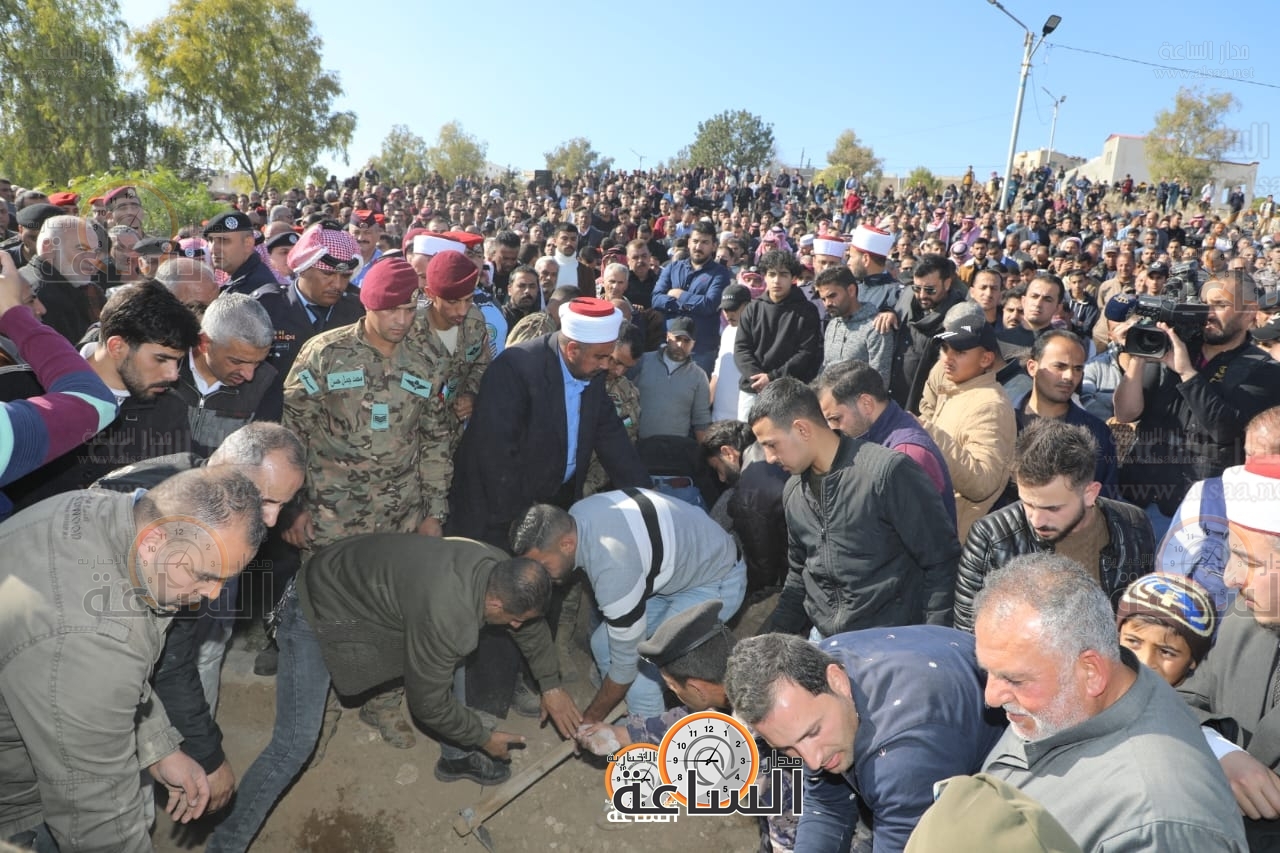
[911,284,938,295]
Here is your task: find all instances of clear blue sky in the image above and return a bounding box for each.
[115,0,1280,183]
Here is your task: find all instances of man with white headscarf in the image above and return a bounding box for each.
[449,296,649,547]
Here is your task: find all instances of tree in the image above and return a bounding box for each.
[68,167,226,235]
[131,0,356,192]
[426,121,488,184]
[688,110,776,173]
[544,137,613,178]
[826,129,883,185]
[1146,87,1240,191]
[374,124,432,185]
[907,167,943,195]
[109,90,203,179]
[0,0,130,183]
[657,146,693,174]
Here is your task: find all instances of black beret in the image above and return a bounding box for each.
[16,203,63,231]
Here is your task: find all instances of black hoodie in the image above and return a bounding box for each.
[733,285,822,392]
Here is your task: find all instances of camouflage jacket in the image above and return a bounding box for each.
[506,311,557,346]
[412,304,492,447]
[283,319,453,549]
[583,375,641,496]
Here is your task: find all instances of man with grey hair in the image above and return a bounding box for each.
[533,255,559,303]
[28,214,104,344]
[155,256,220,316]
[0,466,266,852]
[598,261,630,302]
[172,292,277,457]
[977,553,1247,851]
[107,224,142,285]
[94,422,306,816]
[268,204,293,224]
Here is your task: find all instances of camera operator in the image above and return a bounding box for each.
[1113,273,1280,539]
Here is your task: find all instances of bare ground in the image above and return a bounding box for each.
[151,595,777,853]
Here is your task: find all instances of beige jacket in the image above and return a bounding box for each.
[922,369,1016,542]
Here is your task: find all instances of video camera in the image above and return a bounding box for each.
[1162,261,1200,300]
[1123,295,1210,358]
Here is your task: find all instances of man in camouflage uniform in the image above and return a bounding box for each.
[411,250,491,452]
[582,323,644,496]
[282,256,454,748]
[506,284,580,346]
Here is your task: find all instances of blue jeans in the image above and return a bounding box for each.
[1145,503,1174,544]
[196,576,239,714]
[693,350,716,379]
[589,560,747,717]
[206,589,330,853]
[650,475,706,510]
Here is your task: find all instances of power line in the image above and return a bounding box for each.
[1051,43,1280,91]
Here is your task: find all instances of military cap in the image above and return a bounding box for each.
[16,203,62,231]
[203,210,255,236]
[638,600,726,668]
[134,236,179,256]
[103,186,138,206]
[266,231,300,252]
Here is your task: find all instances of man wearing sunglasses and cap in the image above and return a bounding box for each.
[204,210,278,297]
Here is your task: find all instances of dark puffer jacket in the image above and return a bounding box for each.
[953,496,1155,632]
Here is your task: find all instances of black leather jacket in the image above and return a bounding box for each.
[953,496,1155,632]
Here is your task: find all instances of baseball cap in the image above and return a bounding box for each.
[1104,293,1138,322]
[935,320,1000,353]
[668,317,696,339]
[720,284,751,312]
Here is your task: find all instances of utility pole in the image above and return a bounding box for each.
[988,0,1062,211]
[1043,87,1066,169]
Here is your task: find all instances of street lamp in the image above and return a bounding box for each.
[1042,87,1067,170]
[988,0,1062,211]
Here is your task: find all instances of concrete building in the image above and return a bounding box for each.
[1064,134,1258,206]
[1013,148,1086,175]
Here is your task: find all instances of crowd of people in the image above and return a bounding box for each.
[1,160,1280,853]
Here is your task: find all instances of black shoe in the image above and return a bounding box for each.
[435,753,511,785]
[253,640,278,676]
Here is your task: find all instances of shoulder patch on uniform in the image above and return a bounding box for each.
[401,373,433,398]
[465,342,483,362]
[297,369,320,395]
